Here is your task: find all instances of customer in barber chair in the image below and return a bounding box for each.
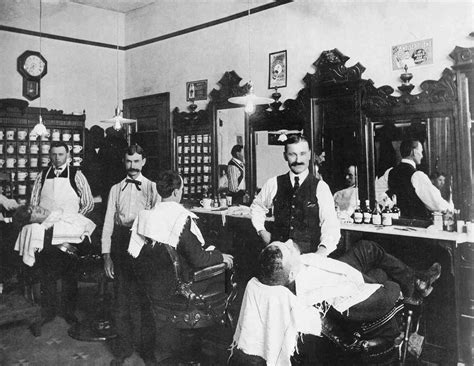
[12,204,96,325]
[230,239,441,366]
[127,170,234,362]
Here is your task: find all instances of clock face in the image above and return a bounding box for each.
[23,55,46,77]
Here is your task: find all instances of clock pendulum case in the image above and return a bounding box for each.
[17,50,48,101]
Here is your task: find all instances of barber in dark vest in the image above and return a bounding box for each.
[30,141,94,325]
[227,144,246,204]
[388,139,453,220]
[250,135,340,255]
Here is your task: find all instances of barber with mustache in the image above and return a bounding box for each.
[101,144,160,366]
[251,135,340,255]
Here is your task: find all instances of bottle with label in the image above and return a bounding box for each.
[443,210,455,232]
[353,199,363,224]
[372,203,382,225]
[382,205,392,226]
[391,194,401,220]
[242,191,250,205]
[363,199,372,224]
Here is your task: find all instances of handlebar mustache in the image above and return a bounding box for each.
[290,162,305,167]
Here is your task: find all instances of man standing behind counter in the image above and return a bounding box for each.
[250,135,340,255]
[101,144,159,366]
[227,144,246,204]
[388,139,453,219]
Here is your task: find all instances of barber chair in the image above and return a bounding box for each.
[153,244,237,365]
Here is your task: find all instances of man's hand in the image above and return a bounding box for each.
[315,245,328,257]
[258,229,272,245]
[222,254,234,269]
[103,253,114,279]
[0,195,19,211]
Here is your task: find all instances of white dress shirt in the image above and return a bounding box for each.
[250,169,340,254]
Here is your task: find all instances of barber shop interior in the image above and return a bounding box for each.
[0,1,473,365]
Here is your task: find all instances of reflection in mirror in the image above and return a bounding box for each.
[217,108,245,166]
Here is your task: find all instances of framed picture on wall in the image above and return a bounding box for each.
[186,79,208,101]
[268,50,287,89]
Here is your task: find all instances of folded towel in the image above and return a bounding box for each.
[14,223,45,266]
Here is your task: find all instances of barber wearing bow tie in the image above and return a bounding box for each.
[101,144,159,365]
[30,141,94,325]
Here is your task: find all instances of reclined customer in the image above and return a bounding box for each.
[13,204,96,324]
[231,239,441,366]
[127,170,234,361]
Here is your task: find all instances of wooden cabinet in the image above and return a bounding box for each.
[173,107,212,200]
[0,100,85,203]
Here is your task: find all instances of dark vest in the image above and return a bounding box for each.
[388,162,430,219]
[227,159,244,186]
[272,173,321,253]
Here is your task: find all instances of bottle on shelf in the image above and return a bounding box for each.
[242,190,250,205]
[372,203,382,225]
[391,194,400,220]
[363,199,372,224]
[353,199,363,224]
[382,205,392,226]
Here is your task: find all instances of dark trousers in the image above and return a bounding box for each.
[36,232,78,319]
[109,226,156,361]
[230,190,245,205]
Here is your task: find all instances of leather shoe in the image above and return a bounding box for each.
[415,263,441,296]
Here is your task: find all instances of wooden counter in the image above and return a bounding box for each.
[192,208,473,365]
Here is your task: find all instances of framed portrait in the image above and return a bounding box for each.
[268,50,287,89]
[186,79,208,101]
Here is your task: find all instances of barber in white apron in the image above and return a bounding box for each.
[32,142,90,325]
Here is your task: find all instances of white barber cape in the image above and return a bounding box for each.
[232,254,381,366]
[128,201,205,257]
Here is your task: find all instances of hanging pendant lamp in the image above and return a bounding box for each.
[30,0,49,139]
[101,0,136,130]
[228,1,272,114]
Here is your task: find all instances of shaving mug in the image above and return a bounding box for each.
[41,144,50,154]
[18,185,27,195]
[41,157,50,167]
[18,158,27,168]
[6,130,15,140]
[52,129,60,141]
[73,133,81,142]
[30,157,38,168]
[29,171,38,180]
[17,130,27,140]
[18,144,27,154]
[17,172,28,181]
[62,133,72,142]
[73,157,82,166]
[30,144,39,154]
[200,198,212,209]
[0,144,3,154]
[6,158,16,168]
[0,130,4,140]
[18,198,27,205]
[0,159,4,168]
[6,145,14,154]
[73,145,83,154]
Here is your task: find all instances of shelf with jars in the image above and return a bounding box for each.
[0,100,85,204]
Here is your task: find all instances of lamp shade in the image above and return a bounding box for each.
[101,107,137,131]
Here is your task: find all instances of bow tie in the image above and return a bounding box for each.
[123,178,142,191]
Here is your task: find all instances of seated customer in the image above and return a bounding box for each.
[12,205,96,325]
[127,170,233,359]
[231,240,441,366]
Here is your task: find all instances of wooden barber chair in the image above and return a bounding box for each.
[153,243,237,365]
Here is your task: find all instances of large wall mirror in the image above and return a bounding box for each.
[209,71,250,197]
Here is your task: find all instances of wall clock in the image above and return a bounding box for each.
[17,50,48,101]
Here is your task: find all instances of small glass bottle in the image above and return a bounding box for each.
[382,205,392,226]
[353,199,363,224]
[391,194,401,220]
[372,203,382,225]
[363,199,372,224]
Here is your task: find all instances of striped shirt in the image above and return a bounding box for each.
[30,165,94,216]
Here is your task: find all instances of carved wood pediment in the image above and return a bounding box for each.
[208,70,251,104]
[363,68,457,116]
[172,106,208,128]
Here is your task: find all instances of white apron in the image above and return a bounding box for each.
[39,166,80,214]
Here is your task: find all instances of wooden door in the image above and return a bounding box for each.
[123,92,170,180]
